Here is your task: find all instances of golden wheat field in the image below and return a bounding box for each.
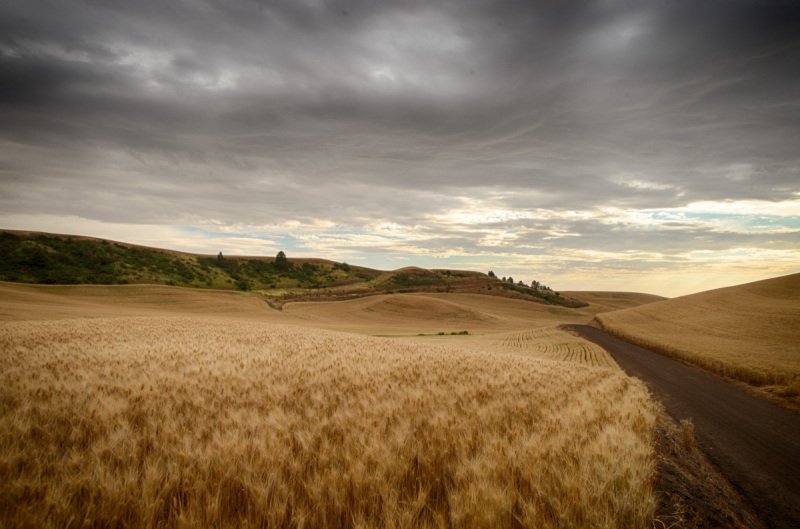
[283,290,667,336]
[0,282,660,334]
[0,282,275,321]
[596,273,800,392]
[0,312,658,529]
[491,326,618,369]
[282,292,581,335]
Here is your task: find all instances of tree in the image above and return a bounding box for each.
[528,278,552,291]
[275,250,290,271]
[487,270,496,278]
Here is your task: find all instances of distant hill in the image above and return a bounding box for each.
[0,230,379,290]
[561,291,666,315]
[0,230,587,308]
[595,273,800,406]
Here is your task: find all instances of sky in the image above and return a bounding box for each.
[1,0,799,296]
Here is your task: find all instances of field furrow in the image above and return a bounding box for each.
[496,326,618,368]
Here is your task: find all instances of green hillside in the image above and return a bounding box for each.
[0,230,586,308]
[0,231,376,291]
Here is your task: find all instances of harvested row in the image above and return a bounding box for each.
[1,316,653,529]
[497,326,618,368]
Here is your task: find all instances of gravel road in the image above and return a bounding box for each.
[565,324,800,529]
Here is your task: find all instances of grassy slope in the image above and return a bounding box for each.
[285,290,663,336]
[0,281,660,337]
[0,230,586,308]
[595,273,800,398]
[0,282,278,321]
[0,230,378,290]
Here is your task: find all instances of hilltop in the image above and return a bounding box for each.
[0,230,587,308]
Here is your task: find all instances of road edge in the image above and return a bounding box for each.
[653,407,766,529]
[588,318,800,413]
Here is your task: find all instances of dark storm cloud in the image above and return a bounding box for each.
[1,0,799,261]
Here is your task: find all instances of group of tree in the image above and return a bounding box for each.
[530,279,552,291]
[211,250,292,290]
[488,270,551,291]
[217,250,291,270]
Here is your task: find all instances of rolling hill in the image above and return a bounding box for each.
[562,291,666,313]
[0,230,587,308]
[595,273,800,403]
[0,281,662,340]
[0,230,379,290]
[0,282,277,321]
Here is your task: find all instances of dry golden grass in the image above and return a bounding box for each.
[284,293,498,335]
[284,291,662,336]
[0,282,276,321]
[492,326,619,368]
[0,282,663,333]
[0,316,657,529]
[596,273,800,391]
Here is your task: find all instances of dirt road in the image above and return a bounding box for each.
[565,325,800,529]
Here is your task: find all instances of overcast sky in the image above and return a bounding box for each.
[1,0,799,295]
